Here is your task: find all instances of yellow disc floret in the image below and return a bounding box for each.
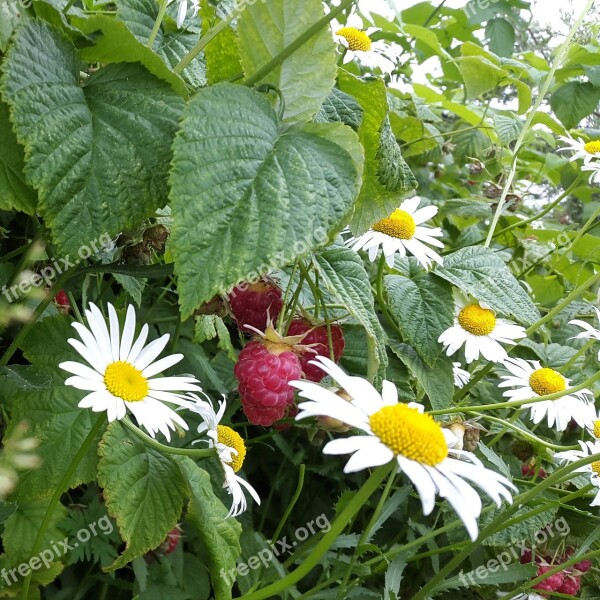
[369,404,448,466]
[529,368,566,396]
[583,140,600,155]
[593,420,600,439]
[217,425,247,473]
[592,460,600,476]
[336,27,372,52]
[458,304,496,336]
[372,209,416,240]
[104,361,149,402]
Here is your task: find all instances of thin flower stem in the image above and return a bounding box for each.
[560,339,595,373]
[120,417,215,458]
[278,260,299,331]
[5,226,45,289]
[432,370,600,416]
[336,464,398,599]
[375,255,403,337]
[398,125,494,150]
[473,412,580,451]
[147,0,168,48]
[485,409,523,448]
[237,464,392,600]
[484,0,595,247]
[412,452,600,600]
[20,414,106,600]
[271,464,305,543]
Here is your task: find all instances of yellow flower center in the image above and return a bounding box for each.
[217,425,246,473]
[458,304,496,336]
[583,140,600,154]
[336,27,372,52]
[593,420,600,439]
[528,368,566,396]
[372,209,416,240]
[592,461,600,476]
[369,404,448,466]
[104,361,149,402]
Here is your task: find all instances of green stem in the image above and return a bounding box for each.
[336,464,397,599]
[147,0,168,48]
[174,9,238,74]
[244,0,357,87]
[6,226,45,289]
[484,0,595,247]
[20,414,106,600]
[561,339,595,373]
[398,125,494,150]
[120,418,215,458]
[237,464,392,600]
[271,464,305,543]
[62,0,77,13]
[277,261,299,331]
[412,452,600,600]
[486,409,523,447]
[375,255,403,337]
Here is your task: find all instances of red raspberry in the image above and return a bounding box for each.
[287,319,345,382]
[520,549,533,564]
[533,566,565,592]
[557,575,581,595]
[234,339,302,427]
[158,526,181,555]
[521,464,547,479]
[227,280,283,333]
[574,559,592,572]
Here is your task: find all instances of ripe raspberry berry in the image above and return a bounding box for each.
[557,575,581,595]
[520,549,533,564]
[521,464,547,479]
[574,559,592,573]
[533,566,565,592]
[227,280,283,333]
[158,526,181,555]
[234,333,302,427]
[287,319,345,382]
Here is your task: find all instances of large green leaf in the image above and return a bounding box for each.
[384,273,454,367]
[98,423,188,570]
[388,342,454,411]
[169,83,362,317]
[5,316,102,501]
[314,87,364,130]
[0,99,36,214]
[338,71,417,235]
[433,247,539,325]
[176,457,242,600]
[550,81,600,129]
[312,244,388,384]
[237,0,337,123]
[1,20,184,255]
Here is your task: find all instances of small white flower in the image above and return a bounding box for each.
[60,303,201,440]
[498,358,595,431]
[290,357,515,541]
[452,362,470,388]
[438,291,526,364]
[581,162,600,184]
[346,196,444,270]
[569,306,600,359]
[330,14,401,73]
[171,0,199,28]
[188,395,260,517]
[558,135,600,165]
[555,440,600,507]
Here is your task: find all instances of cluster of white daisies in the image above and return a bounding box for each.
[559,135,600,184]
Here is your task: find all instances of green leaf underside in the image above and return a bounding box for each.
[1,20,184,255]
[314,87,364,130]
[170,83,361,317]
[237,0,337,123]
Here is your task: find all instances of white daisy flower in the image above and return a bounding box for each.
[581,162,600,185]
[188,395,260,517]
[290,357,515,541]
[60,303,201,440]
[346,197,444,270]
[498,358,595,431]
[569,306,600,359]
[438,291,526,364]
[558,135,600,165]
[330,14,400,73]
[554,440,600,507]
[585,409,600,440]
[453,362,470,388]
